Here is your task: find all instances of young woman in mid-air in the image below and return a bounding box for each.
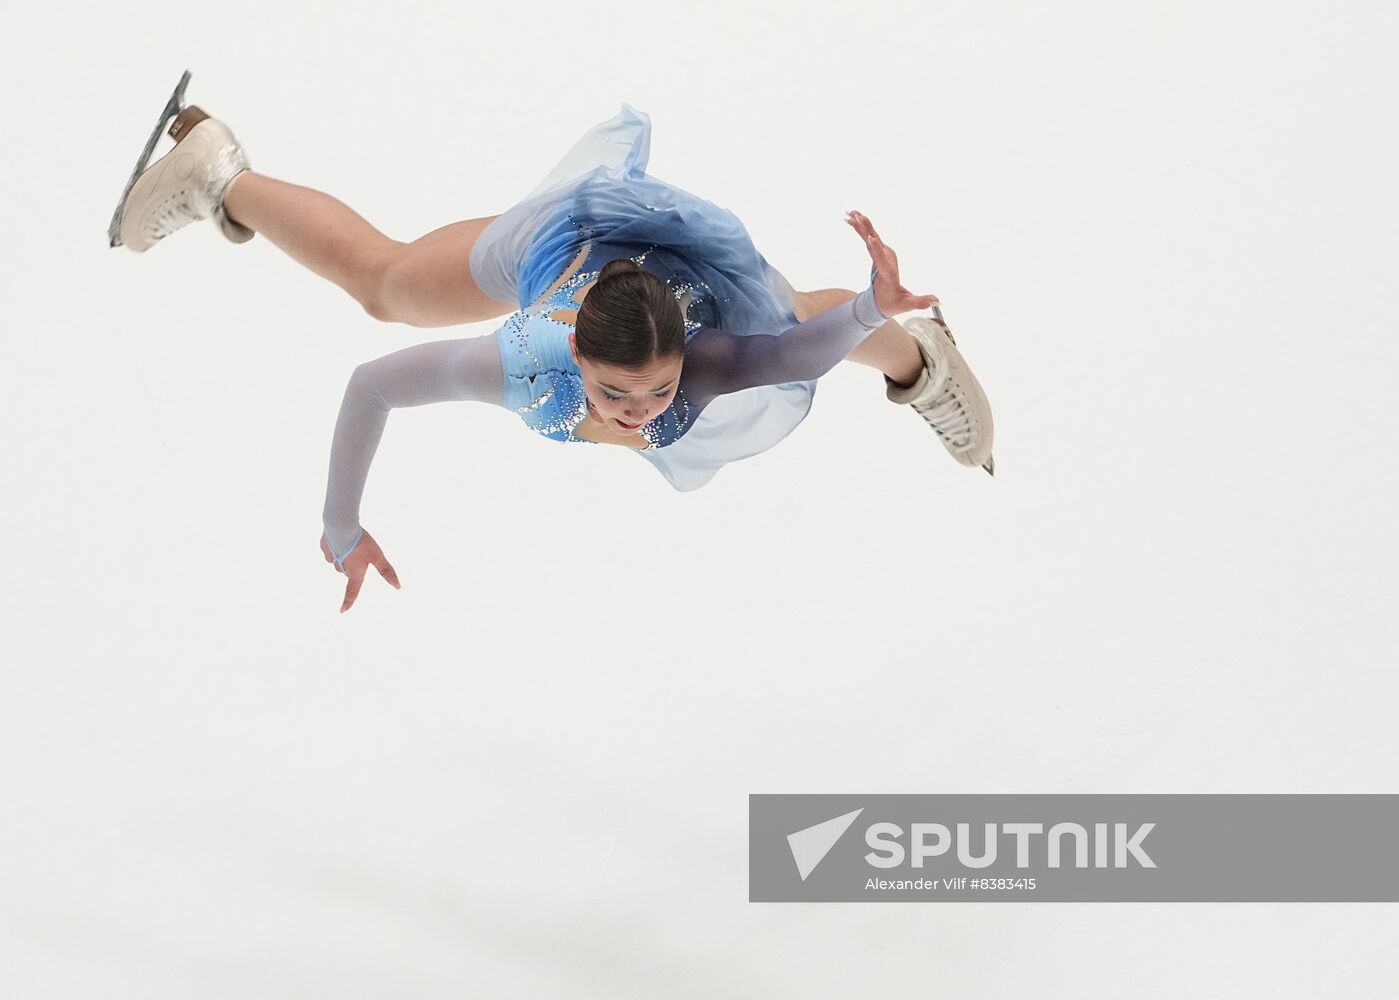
[110,72,995,612]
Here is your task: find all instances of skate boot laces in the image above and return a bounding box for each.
[897,314,995,471]
[138,131,247,245]
[144,183,208,243]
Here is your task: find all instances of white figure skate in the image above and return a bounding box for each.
[886,304,996,476]
[108,69,254,251]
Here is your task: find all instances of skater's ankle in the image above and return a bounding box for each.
[885,369,921,390]
[223,170,254,227]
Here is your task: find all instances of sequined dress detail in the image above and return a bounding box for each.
[474,103,831,492]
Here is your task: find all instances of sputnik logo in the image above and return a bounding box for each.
[787,808,864,881]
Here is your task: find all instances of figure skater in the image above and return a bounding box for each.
[110,71,995,612]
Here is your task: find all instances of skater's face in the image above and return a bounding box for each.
[570,340,683,435]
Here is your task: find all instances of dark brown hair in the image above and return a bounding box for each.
[574,258,686,367]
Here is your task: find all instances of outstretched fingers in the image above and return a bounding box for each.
[846,210,940,312]
[376,557,401,590]
[847,211,892,254]
[341,571,364,614]
[338,555,401,613]
[847,209,899,277]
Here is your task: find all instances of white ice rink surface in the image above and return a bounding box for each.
[3,1,1397,996]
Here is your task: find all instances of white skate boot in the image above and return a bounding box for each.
[886,306,996,476]
[108,70,253,252]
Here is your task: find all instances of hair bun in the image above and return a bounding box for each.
[597,258,643,283]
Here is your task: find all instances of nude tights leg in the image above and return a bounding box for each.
[222,171,518,328]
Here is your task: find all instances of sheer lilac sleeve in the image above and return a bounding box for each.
[682,284,888,402]
[321,335,505,569]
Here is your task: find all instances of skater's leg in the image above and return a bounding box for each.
[791,287,923,388]
[222,172,517,328]
[373,215,520,328]
[222,172,398,315]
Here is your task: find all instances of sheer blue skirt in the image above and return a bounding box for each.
[470,104,816,491]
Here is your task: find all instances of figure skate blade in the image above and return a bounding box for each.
[107,69,192,248]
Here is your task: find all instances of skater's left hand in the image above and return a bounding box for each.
[845,210,939,318]
[320,528,400,613]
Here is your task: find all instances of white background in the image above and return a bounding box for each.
[3,1,1397,996]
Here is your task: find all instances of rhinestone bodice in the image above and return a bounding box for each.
[497,242,712,450]
[476,104,826,491]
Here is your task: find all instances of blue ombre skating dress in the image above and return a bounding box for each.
[468,104,815,492]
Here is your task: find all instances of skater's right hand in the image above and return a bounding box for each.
[844,210,940,318]
[320,529,400,613]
